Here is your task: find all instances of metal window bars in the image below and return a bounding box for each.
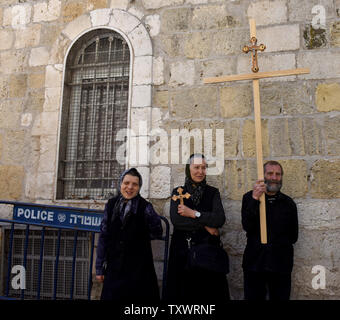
[59,32,130,200]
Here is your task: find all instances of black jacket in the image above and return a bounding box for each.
[96,195,161,301]
[166,185,229,302]
[241,191,298,273]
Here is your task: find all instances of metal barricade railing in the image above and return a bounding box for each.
[0,200,169,300]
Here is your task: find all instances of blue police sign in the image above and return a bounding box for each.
[13,205,103,231]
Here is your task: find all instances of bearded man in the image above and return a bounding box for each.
[241,161,298,300]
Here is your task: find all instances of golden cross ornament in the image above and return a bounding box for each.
[171,187,191,205]
[204,19,310,244]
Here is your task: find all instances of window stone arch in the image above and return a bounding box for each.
[34,9,153,202]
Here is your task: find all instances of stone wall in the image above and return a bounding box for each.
[0,0,339,300]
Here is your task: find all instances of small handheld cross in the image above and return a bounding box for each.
[171,187,191,205]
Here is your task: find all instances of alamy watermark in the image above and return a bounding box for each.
[311,265,326,290]
[312,5,326,29]
[11,265,26,290]
[115,121,225,175]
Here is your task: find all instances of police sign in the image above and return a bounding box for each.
[13,205,103,231]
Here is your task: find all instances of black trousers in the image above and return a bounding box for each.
[243,270,291,300]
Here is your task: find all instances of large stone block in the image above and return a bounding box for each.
[145,14,161,37]
[153,90,169,109]
[297,199,340,230]
[29,47,49,67]
[128,23,153,57]
[43,87,62,112]
[62,14,92,41]
[33,0,61,22]
[258,82,282,116]
[184,31,212,59]
[0,112,20,129]
[238,53,296,80]
[220,85,252,118]
[0,165,25,200]
[159,34,184,58]
[35,171,55,200]
[2,130,26,164]
[197,58,236,83]
[257,24,300,52]
[278,159,308,199]
[153,57,165,86]
[0,30,13,51]
[0,50,28,74]
[169,60,195,87]
[211,29,248,57]
[288,0,335,22]
[9,74,27,98]
[161,8,191,33]
[45,64,63,88]
[133,55,152,85]
[297,51,340,79]
[316,83,340,112]
[281,81,315,115]
[247,0,287,26]
[61,1,86,23]
[324,115,340,156]
[170,87,218,119]
[311,160,340,199]
[150,166,171,199]
[131,85,152,108]
[331,22,340,47]
[28,73,45,89]
[27,89,45,112]
[242,119,269,158]
[192,4,235,30]
[3,4,32,29]
[38,135,57,172]
[90,8,111,26]
[225,159,257,201]
[269,118,323,157]
[224,120,240,158]
[14,24,41,49]
[48,34,71,65]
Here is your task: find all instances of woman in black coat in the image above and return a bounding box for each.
[95,168,163,301]
[165,154,230,302]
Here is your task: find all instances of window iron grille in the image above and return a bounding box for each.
[58,32,130,200]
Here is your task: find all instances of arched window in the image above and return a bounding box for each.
[57,29,130,200]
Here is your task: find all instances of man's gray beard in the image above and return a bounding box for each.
[265,180,282,193]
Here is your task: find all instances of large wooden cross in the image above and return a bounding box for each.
[204,19,310,244]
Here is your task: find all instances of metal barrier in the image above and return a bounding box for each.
[0,200,169,300]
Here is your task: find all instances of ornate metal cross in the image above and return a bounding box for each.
[171,187,191,205]
[243,36,266,73]
[204,19,310,244]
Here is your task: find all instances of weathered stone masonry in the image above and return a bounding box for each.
[0,0,339,299]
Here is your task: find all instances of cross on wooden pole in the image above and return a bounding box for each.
[204,19,310,244]
[172,187,191,205]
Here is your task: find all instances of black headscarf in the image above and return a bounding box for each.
[184,154,207,206]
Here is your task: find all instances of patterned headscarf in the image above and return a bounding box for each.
[114,168,143,222]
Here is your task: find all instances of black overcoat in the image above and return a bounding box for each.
[165,185,230,302]
[97,196,160,302]
[241,191,298,273]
